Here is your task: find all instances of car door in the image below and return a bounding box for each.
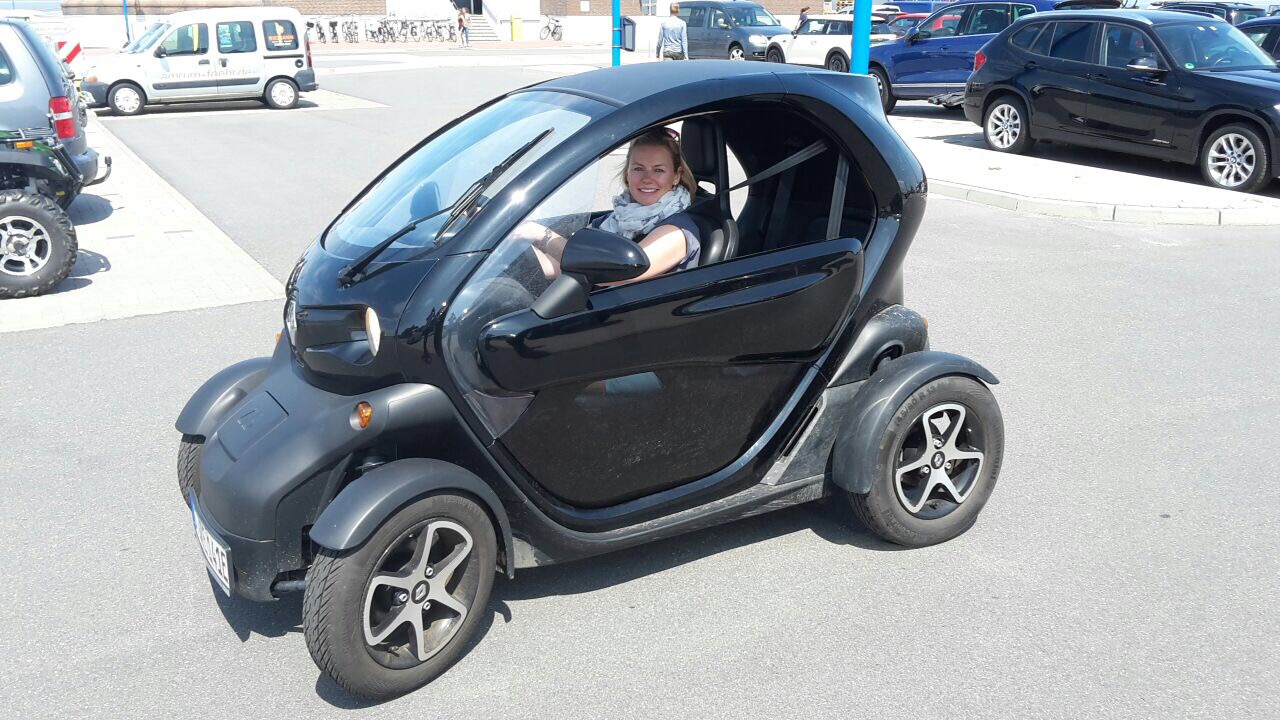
[214,19,264,97]
[894,5,973,86]
[1025,20,1099,135]
[685,6,709,56]
[147,22,218,101]
[826,19,852,63]
[793,18,831,64]
[707,8,734,58]
[1083,23,1188,151]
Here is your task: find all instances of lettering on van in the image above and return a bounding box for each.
[159,68,257,81]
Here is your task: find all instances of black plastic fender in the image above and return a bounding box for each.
[831,351,998,495]
[174,357,271,438]
[310,458,516,578]
[829,304,929,387]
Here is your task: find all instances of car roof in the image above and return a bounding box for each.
[1157,1,1263,7]
[532,60,816,108]
[1238,15,1280,26]
[1021,8,1241,24]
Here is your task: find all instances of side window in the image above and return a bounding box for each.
[1242,29,1268,48]
[962,4,1013,36]
[1012,3,1037,20]
[829,21,852,34]
[1047,21,1095,63]
[676,6,692,23]
[1101,24,1161,69]
[1010,23,1044,49]
[262,20,299,51]
[161,23,209,56]
[217,21,257,54]
[687,7,708,28]
[710,9,728,29]
[1029,21,1054,55]
[802,19,831,34]
[926,8,970,38]
[0,47,13,86]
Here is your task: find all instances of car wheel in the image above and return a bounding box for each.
[983,96,1033,154]
[766,47,784,63]
[264,78,300,110]
[847,376,1004,548]
[869,66,896,114]
[826,52,848,73]
[729,44,746,61]
[1200,124,1270,193]
[178,434,203,501]
[0,190,77,300]
[303,492,497,700]
[107,83,145,116]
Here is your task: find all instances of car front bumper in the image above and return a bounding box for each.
[296,68,318,92]
[81,80,109,108]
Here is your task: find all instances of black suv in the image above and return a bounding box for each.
[964,10,1280,192]
[1152,1,1268,25]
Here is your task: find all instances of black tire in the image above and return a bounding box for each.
[264,78,300,110]
[825,51,848,73]
[766,46,784,63]
[303,492,498,700]
[0,190,77,300]
[847,376,1004,548]
[870,66,896,114]
[107,82,146,116]
[552,26,563,41]
[1199,123,1271,193]
[539,26,550,40]
[178,434,203,501]
[982,95,1034,155]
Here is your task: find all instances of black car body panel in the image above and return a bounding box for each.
[964,10,1280,179]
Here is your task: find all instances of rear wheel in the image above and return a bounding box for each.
[826,52,848,73]
[552,26,563,41]
[264,78,300,110]
[303,493,497,700]
[870,66,896,114]
[108,82,145,116]
[766,47,784,63]
[0,190,77,299]
[983,96,1033,155]
[1200,124,1270,193]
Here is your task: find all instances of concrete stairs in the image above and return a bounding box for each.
[468,15,501,42]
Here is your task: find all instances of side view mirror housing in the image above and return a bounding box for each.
[905,28,924,43]
[1125,56,1164,74]
[530,228,649,319]
[154,46,168,58]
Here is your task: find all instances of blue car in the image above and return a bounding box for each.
[1238,15,1280,57]
[868,0,1063,112]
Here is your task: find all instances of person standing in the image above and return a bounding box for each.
[458,7,470,47]
[655,3,689,60]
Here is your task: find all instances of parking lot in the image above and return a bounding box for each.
[2,48,1279,718]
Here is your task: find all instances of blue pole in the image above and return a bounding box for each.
[611,0,621,67]
[850,0,871,74]
[122,0,132,43]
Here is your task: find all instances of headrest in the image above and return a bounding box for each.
[679,117,718,181]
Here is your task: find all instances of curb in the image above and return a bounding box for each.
[929,179,1280,226]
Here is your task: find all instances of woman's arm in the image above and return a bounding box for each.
[600,224,688,287]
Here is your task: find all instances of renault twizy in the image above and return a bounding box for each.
[177,61,1004,699]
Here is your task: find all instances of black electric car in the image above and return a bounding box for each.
[178,61,1005,700]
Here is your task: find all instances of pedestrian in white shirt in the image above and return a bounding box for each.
[655,3,689,60]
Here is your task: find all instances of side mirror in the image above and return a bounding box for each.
[620,16,636,52]
[154,46,168,58]
[530,228,649,319]
[905,28,924,43]
[1125,56,1163,73]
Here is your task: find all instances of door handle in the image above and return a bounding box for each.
[198,59,210,65]
[219,58,228,67]
[1024,60,1038,69]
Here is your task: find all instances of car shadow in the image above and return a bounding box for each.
[210,575,304,641]
[68,193,114,225]
[96,97,321,117]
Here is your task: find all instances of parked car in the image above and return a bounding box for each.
[1,18,108,299]
[868,0,1062,112]
[675,0,791,60]
[80,6,317,115]
[177,60,1004,700]
[965,9,1280,192]
[766,14,896,71]
[1149,1,1268,25]
[1238,14,1280,56]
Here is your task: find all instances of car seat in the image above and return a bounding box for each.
[678,117,739,264]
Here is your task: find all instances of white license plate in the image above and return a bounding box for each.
[191,500,232,596]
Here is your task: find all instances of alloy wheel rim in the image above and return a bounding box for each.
[272,83,297,107]
[0,215,53,277]
[115,88,141,114]
[1207,133,1255,188]
[987,104,1021,149]
[730,47,745,60]
[362,518,475,668]
[894,402,986,519]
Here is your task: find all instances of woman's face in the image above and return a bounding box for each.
[626,143,681,206]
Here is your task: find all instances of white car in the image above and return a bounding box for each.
[765,14,897,72]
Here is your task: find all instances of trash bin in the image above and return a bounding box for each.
[510,16,523,40]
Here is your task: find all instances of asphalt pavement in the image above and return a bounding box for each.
[1,57,1277,719]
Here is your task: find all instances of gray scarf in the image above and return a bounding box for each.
[598,186,691,241]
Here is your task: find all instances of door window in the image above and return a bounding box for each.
[961,4,1013,36]
[0,47,12,86]
[1012,3,1037,20]
[686,7,708,28]
[161,23,209,56]
[1010,23,1044,49]
[262,20,299,50]
[710,9,729,30]
[1101,24,1161,69]
[828,20,853,34]
[1047,21,1095,63]
[799,19,832,34]
[217,21,257,54]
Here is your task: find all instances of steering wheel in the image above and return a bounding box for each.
[1207,45,1246,67]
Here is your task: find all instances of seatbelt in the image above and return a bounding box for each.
[763,167,796,251]
[684,139,828,216]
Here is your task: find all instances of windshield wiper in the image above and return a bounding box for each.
[335,127,554,287]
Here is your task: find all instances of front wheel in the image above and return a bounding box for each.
[847,376,1004,548]
[870,67,896,114]
[729,44,745,61]
[108,82,145,116]
[303,493,497,700]
[1200,124,1271,193]
[264,78,300,110]
[983,96,1034,155]
[0,190,77,300]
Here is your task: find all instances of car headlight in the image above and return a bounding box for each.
[284,299,297,345]
[748,34,768,45]
[364,306,382,356]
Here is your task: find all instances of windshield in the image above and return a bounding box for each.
[126,23,168,53]
[726,6,781,26]
[323,91,606,261]
[1235,9,1265,23]
[1155,20,1276,70]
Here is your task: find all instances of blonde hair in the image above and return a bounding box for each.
[621,129,699,198]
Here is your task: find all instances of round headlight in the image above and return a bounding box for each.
[365,306,382,356]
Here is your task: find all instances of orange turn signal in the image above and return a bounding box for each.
[354,402,373,429]
[15,141,34,150]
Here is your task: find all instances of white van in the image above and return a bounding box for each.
[81,6,316,115]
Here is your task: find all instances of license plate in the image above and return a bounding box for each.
[191,499,232,596]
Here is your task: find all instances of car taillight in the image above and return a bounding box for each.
[974,50,987,72]
[50,96,76,139]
